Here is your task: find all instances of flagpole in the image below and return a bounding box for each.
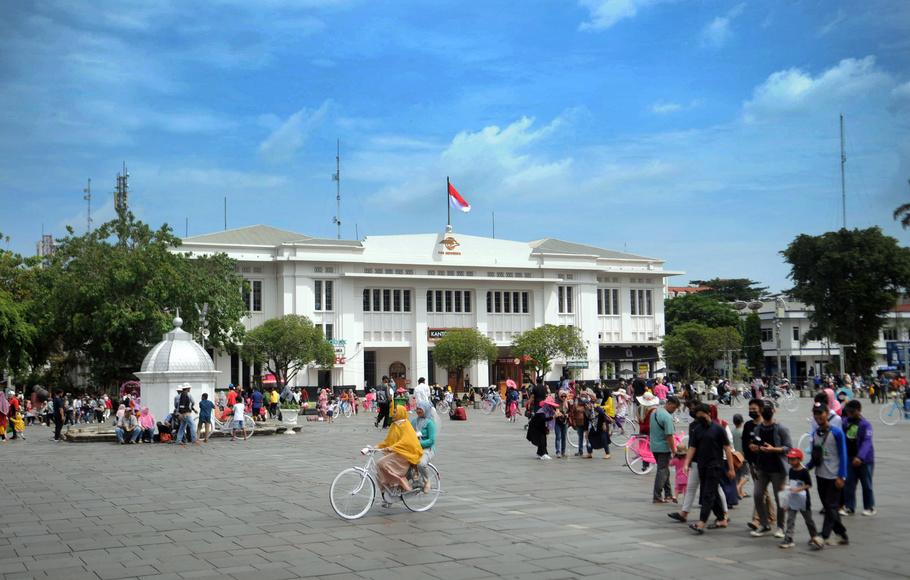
[447,176,451,228]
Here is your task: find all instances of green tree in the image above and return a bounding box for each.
[661,322,742,379]
[664,292,742,334]
[34,215,249,389]
[689,278,770,302]
[432,328,497,391]
[510,324,587,382]
[781,227,910,373]
[742,311,764,377]
[0,238,40,375]
[241,315,335,390]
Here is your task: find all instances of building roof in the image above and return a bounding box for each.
[529,238,657,261]
[182,225,362,248]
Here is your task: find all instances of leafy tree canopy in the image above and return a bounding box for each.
[0,237,40,374]
[781,226,910,374]
[664,292,742,334]
[689,278,770,302]
[510,324,587,381]
[241,314,334,390]
[432,328,497,389]
[34,215,249,389]
[661,322,742,380]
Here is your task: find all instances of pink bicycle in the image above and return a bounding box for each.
[625,432,686,475]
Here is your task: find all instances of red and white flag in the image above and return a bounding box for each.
[448,182,471,213]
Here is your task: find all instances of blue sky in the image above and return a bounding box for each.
[1,0,909,293]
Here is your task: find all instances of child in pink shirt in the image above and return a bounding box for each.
[669,444,688,502]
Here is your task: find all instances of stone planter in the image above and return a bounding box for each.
[281,409,299,434]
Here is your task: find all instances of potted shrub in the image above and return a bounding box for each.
[280,400,300,434]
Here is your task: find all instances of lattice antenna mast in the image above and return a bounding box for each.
[114,161,130,222]
[83,178,93,233]
[332,140,341,239]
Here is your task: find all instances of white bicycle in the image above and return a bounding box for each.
[329,448,441,520]
[211,412,257,439]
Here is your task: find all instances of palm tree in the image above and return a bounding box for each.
[895,180,910,229]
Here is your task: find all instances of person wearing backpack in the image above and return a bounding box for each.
[174,383,199,445]
[807,403,849,546]
[375,376,393,429]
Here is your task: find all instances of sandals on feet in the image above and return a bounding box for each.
[689,523,705,535]
[707,519,728,530]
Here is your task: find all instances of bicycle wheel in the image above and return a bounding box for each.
[330,468,375,520]
[732,393,744,409]
[435,401,449,415]
[879,403,901,426]
[610,419,629,444]
[480,399,494,414]
[343,402,353,418]
[243,414,256,439]
[783,394,799,413]
[402,464,441,512]
[797,433,812,457]
[625,437,654,475]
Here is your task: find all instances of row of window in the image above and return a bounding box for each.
[363,289,413,312]
[486,291,530,314]
[426,290,473,313]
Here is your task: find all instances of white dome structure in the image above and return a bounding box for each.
[134,316,221,427]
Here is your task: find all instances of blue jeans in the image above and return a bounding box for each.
[844,461,874,511]
[176,414,197,444]
[116,428,139,443]
[554,422,568,456]
[575,426,586,454]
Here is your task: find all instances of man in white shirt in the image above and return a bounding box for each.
[414,377,430,404]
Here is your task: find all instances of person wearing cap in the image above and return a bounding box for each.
[806,403,849,545]
[650,395,680,503]
[414,377,430,405]
[526,396,559,460]
[174,384,199,445]
[779,448,822,549]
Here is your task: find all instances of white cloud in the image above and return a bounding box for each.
[700,3,745,48]
[578,0,655,31]
[650,101,682,114]
[818,8,846,36]
[257,100,332,163]
[742,56,893,123]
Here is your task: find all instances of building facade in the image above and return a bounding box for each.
[737,296,910,380]
[180,225,682,392]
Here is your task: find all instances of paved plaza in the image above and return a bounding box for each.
[1,402,908,580]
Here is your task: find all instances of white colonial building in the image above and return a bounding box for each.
[737,296,910,380]
[179,225,682,393]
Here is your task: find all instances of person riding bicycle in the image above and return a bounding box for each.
[410,401,439,493]
[373,405,424,506]
[717,380,731,406]
[485,386,502,407]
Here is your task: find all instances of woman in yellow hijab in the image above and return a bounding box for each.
[374,405,423,498]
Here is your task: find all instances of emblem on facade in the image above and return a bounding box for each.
[440,237,460,251]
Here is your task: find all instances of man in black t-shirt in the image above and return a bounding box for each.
[749,399,792,538]
[685,403,735,534]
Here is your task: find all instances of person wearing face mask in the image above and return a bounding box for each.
[684,403,736,534]
[748,399,792,539]
[667,398,729,524]
[742,399,777,531]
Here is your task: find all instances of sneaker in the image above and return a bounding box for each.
[774,528,786,539]
[747,521,759,531]
[539,454,552,460]
[779,539,795,549]
[838,508,852,516]
[826,534,849,546]
[862,508,876,516]
[809,536,825,548]
[750,526,773,537]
